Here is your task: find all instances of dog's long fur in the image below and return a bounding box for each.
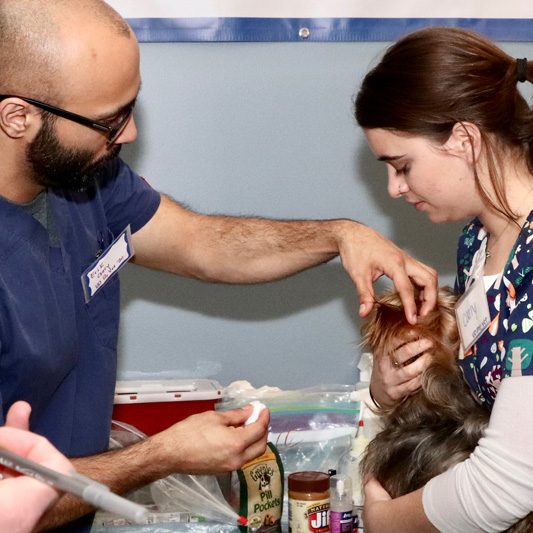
[360,288,532,532]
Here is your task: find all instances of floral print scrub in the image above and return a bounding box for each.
[456,211,533,408]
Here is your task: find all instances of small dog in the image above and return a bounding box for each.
[360,287,532,532]
[258,472,271,492]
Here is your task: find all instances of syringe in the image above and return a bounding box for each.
[0,447,148,523]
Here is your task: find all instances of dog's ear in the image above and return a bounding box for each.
[361,289,414,363]
[361,286,459,367]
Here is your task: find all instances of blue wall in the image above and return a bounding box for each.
[117,40,533,389]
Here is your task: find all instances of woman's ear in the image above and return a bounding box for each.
[443,121,482,165]
[0,98,34,139]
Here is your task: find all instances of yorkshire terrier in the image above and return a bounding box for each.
[360,287,531,532]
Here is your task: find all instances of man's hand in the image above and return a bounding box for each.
[370,336,433,407]
[37,404,269,530]
[150,404,270,474]
[338,223,437,325]
[132,198,437,323]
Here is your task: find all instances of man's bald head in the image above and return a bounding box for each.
[0,0,133,101]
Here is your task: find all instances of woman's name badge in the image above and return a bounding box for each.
[81,226,134,303]
[455,277,491,352]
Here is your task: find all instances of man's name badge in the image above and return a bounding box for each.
[81,225,134,303]
[455,277,491,353]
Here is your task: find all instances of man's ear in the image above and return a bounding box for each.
[443,121,482,164]
[0,98,35,139]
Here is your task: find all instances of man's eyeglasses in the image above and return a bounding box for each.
[0,95,134,145]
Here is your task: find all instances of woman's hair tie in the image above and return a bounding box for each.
[516,57,528,83]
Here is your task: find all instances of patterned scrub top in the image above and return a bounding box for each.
[456,210,533,408]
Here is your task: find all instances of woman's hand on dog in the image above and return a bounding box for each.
[363,475,392,531]
[363,476,438,532]
[370,336,433,407]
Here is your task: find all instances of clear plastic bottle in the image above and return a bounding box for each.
[329,475,353,533]
[337,419,369,532]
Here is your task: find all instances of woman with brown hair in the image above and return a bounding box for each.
[355,26,533,532]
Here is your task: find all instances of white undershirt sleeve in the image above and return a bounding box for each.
[422,376,533,533]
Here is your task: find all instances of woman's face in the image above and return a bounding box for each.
[365,128,483,224]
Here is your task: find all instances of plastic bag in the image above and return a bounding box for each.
[96,421,244,530]
[220,382,361,449]
[220,383,362,526]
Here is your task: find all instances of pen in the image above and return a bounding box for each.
[0,447,148,523]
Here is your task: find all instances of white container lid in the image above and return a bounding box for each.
[114,378,222,404]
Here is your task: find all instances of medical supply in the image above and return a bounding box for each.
[245,400,267,426]
[338,419,369,532]
[329,475,353,533]
[288,471,330,533]
[0,447,147,523]
[113,379,222,436]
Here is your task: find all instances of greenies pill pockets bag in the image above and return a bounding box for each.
[235,442,284,532]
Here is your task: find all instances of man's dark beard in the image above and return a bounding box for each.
[26,113,121,192]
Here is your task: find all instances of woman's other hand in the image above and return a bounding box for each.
[370,336,433,407]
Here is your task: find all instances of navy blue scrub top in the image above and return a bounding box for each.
[0,157,160,460]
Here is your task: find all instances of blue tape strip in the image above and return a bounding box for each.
[127,17,533,43]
